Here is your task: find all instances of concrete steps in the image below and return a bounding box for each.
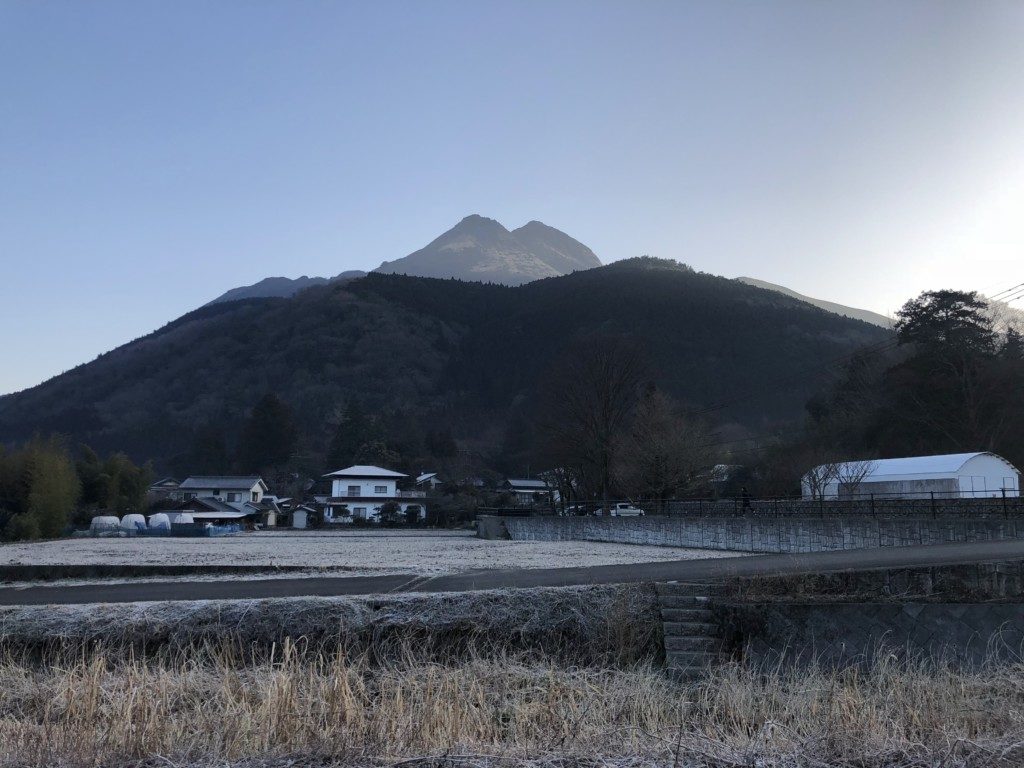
[657,581,726,680]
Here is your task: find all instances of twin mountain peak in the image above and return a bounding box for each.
[208,215,601,305]
[206,214,890,329]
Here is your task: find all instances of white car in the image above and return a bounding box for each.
[597,503,646,517]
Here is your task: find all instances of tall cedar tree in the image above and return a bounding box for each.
[327,399,374,470]
[238,394,298,473]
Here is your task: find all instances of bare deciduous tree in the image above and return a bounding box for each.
[615,388,716,511]
[802,461,840,500]
[537,336,648,512]
[834,459,877,498]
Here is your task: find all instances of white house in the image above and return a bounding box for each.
[322,465,426,523]
[802,452,1020,500]
[179,476,268,504]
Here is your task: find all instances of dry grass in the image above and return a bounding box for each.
[2,645,1024,768]
[0,585,661,667]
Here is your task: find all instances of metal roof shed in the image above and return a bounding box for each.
[803,452,1020,499]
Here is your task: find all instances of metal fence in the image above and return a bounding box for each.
[479,489,1024,519]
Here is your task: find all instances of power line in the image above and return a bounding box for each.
[987,281,1024,301]
[1000,288,1024,305]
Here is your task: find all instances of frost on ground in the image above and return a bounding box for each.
[0,529,743,574]
[0,583,661,663]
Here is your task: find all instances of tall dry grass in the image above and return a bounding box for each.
[2,642,1024,768]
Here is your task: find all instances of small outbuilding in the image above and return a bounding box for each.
[802,452,1020,500]
[291,506,314,529]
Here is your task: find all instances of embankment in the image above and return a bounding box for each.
[0,583,661,664]
[714,559,1024,667]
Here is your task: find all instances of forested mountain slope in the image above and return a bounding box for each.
[737,277,893,328]
[0,259,888,469]
[205,271,366,305]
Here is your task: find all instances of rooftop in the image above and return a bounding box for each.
[810,452,1017,479]
[506,478,550,489]
[324,465,408,479]
[179,476,267,490]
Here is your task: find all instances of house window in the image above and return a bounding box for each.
[354,507,367,519]
[251,491,258,502]
[375,485,387,494]
[227,493,239,502]
[348,485,361,497]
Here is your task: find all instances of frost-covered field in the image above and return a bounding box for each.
[0,529,741,574]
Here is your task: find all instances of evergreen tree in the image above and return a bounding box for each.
[1002,328,1024,360]
[189,424,230,474]
[326,399,373,469]
[895,290,995,353]
[238,394,298,473]
[0,437,79,540]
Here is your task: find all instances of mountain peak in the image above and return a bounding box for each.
[510,220,601,275]
[374,215,600,285]
[448,214,510,236]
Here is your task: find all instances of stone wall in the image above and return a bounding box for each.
[483,514,1024,553]
[724,559,1024,601]
[715,601,1024,667]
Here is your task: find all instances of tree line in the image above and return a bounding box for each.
[749,290,1024,496]
[0,439,151,541]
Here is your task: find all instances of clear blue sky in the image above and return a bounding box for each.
[2,1,1023,395]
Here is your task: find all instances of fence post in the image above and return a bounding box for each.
[1003,488,1008,518]
[930,491,935,517]
[870,493,875,517]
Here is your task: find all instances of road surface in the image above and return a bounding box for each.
[2,538,1024,605]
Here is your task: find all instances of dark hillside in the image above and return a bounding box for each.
[0,259,888,468]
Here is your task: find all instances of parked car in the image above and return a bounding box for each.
[595,502,646,517]
[563,503,597,516]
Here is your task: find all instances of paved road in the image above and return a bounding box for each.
[3,538,1024,605]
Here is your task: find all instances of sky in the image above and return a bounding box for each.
[2,1,1023,395]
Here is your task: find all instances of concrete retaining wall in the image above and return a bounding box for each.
[725,559,1024,601]
[716,601,1024,667]
[483,515,1024,553]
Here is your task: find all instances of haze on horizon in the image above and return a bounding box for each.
[2,0,1023,395]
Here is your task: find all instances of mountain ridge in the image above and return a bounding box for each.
[204,215,602,304]
[0,258,888,470]
[737,277,893,328]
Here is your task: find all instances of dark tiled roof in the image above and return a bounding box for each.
[180,476,266,490]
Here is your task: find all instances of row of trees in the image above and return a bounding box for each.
[172,391,462,486]
[524,289,1023,505]
[0,439,151,541]
[533,336,717,510]
[753,289,1024,496]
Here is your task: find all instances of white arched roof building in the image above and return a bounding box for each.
[802,452,1020,500]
